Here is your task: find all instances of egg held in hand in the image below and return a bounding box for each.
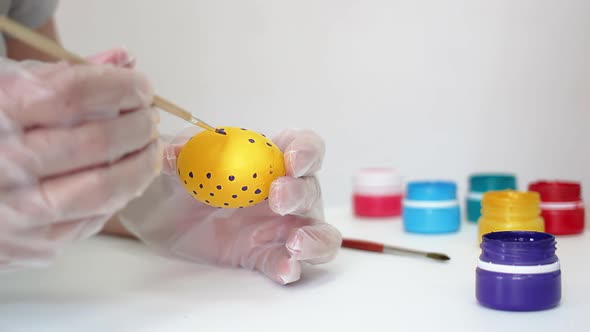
[176,127,286,208]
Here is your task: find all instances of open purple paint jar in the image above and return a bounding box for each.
[476,231,561,311]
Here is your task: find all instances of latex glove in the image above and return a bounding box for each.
[0,49,161,271]
[119,128,342,284]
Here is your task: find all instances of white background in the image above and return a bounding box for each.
[55,0,590,207]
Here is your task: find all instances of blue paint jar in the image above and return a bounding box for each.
[402,181,460,233]
[467,173,517,222]
[476,231,561,311]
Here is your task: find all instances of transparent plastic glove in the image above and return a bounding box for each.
[119,128,342,284]
[0,49,161,271]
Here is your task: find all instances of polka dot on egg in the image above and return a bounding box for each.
[193,191,197,195]
[266,142,272,147]
[224,203,229,206]
[255,189,262,194]
[248,139,255,143]
[199,184,203,189]
[189,172,193,178]
[205,200,210,204]
[232,195,238,199]
[217,185,222,190]
[206,173,211,179]
[253,173,257,178]
[249,200,254,203]
[184,180,187,185]
[210,193,215,197]
[242,186,248,191]
[229,175,235,181]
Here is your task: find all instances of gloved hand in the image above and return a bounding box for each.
[119,128,342,284]
[0,49,161,271]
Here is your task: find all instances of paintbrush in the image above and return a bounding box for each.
[0,15,219,134]
[342,238,450,261]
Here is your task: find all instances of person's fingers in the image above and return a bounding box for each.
[250,215,311,245]
[271,129,325,177]
[285,223,342,264]
[2,63,153,128]
[43,140,162,220]
[163,141,186,176]
[17,107,159,180]
[246,244,302,285]
[86,48,135,68]
[162,127,201,175]
[269,176,322,217]
[3,140,162,223]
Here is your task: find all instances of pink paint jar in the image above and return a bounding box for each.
[353,168,403,218]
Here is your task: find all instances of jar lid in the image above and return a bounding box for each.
[528,180,581,202]
[406,180,457,201]
[354,168,403,193]
[469,173,516,192]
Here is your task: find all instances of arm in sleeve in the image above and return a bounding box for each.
[8,0,59,29]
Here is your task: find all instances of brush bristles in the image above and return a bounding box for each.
[426,253,450,261]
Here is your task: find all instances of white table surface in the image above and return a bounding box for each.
[1,208,588,332]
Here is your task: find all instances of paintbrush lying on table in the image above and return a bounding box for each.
[342,238,450,261]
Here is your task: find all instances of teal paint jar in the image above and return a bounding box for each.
[467,173,517,222]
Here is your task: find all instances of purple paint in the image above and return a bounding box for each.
[476,231,561,311]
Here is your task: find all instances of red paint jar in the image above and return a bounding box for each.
[528,181,585,235]
[353,168,403,218]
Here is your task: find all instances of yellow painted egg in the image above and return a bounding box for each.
[176,126,286,208]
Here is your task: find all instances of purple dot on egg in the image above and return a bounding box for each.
[216,128,227,135]
[228,175,235,181]
[266,142,272,147]
[255,189,262,194]
[205,200,210,203]
[224,203,229,206]
[217,185,222,190]
[199,184,203,189]
[232,194,238,199]
[249,200,254,203]
[193,191,197,195]
[253,173,257,178]
[189,172,193,178]
[206,173,211,179]
[242,186,248,191]
[210,193,214,197]
[248,139,255,143]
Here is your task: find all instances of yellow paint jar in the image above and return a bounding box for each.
[478,190,545,243]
